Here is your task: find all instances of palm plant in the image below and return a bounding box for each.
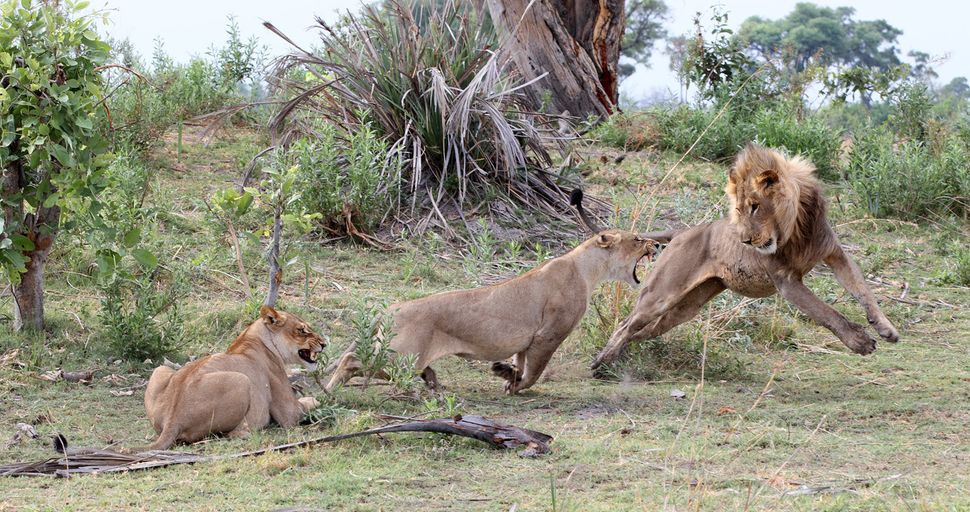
[264,0,581,228]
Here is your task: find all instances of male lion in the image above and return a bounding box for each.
[326,230,657,395]
[583,143,899,372]
[144,306,325,449]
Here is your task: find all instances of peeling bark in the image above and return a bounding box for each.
[485,0,624,120]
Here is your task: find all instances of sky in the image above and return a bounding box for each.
[96,0,967,103]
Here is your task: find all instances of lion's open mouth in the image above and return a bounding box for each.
[298,349,318,365]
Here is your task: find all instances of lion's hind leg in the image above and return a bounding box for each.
[325,350,364,392]
[592,278,725,374]
[145,365,176,434]
[179,371,254,443]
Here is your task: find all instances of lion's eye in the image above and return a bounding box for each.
[750,203,759,214]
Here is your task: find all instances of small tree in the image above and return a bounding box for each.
[0,0,111,330]
[210,164,318,308]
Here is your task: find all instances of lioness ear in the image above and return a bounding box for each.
[596,232,619,248]
[260,305,285,326]
[757,169,779,189]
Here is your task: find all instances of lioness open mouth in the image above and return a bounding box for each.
[298,349,318,365]
[633,252,652,284]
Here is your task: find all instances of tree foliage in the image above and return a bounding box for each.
[619,0,668,79]
[738,3,902,73]
[0,0,111,329]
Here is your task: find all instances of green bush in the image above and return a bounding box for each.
[652,105,749,161]
[105,18,265,151]
[99,270,187,362]
[74,151,186,361]
[589,112,658,152]
[846,127,969,219]
[753,108,843,179]
[288,121,396,231]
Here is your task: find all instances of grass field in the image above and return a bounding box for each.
[1,128,968,511]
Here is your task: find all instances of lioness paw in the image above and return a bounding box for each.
[299,396,320,411]
[491,362,520,383]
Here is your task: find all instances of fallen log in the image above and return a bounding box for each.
[0,415,552,477]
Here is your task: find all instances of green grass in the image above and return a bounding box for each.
[1,127,968,511]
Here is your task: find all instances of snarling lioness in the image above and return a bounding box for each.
[585,144,899,372]
[145,306,325,449]
[326,230,657,395]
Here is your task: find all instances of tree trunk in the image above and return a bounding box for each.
[485,0,624,120]
[3,154,60,332]
[12,205,59,332]
[264,207,283,308]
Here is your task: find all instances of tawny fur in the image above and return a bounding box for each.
[144,306,325,449]
[590,143,900,372]
[327,230,656,395]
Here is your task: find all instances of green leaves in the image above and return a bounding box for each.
[122,227,141,248]
[131,248,158,270]
[211,187,255,219]
[0,0,111,282]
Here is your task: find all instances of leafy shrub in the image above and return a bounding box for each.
[99,270,187,361]
[288,121,396,231]
[350,302,396,388]
[847,127,969,219]
[590,112,659,152]
[753,108,843,179]
[0,0,111,299]
[80,152,186,361]
[107,53,231,150]
[889,81,934,142]
[269,1,574,225]
[604,104,841,177]
[651,105,749,161]
[105,17,265,150]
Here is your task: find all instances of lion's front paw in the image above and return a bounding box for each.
[843,323,876,355]
[299,396,320,411]
[872,320,899,343]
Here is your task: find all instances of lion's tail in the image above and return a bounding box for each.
[569,189,605,234]
[149,426,179,451]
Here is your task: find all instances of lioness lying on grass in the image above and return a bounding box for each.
[145,306,325,449]
[326,230,657,395]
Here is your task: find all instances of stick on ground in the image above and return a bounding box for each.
[0,415,552,478]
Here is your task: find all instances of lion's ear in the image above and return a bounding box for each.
[756,169,779,189]
[260,305,285,326]
[596,232,619,248]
